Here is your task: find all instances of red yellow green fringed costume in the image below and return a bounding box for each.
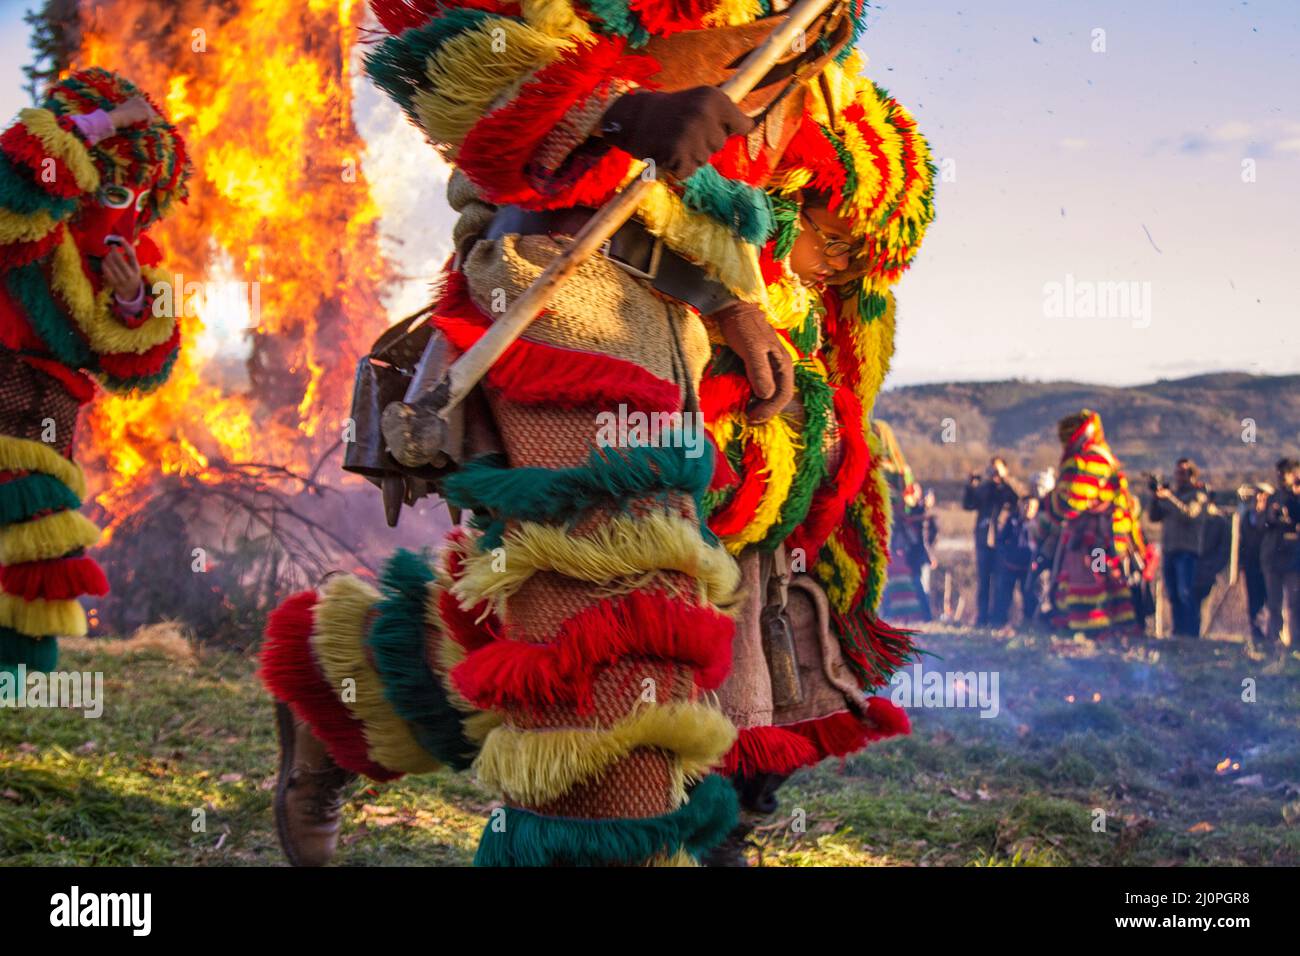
[0,69,191,674]
[874,419,931,622]
[263,0,883,868]
[1043,410,1148,638]
[260,0,940,866]
[699,59,935,780]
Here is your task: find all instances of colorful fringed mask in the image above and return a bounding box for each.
[42,67,192,233]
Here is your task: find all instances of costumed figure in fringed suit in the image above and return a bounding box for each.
[1042,410,1151,639]
[872,420,932,623]
[696,66,934,857]
[260,0,933,868]
[0,69,191,675]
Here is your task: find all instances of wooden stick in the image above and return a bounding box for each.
[439,0,839,416]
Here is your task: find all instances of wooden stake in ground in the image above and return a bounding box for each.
[381,0,840,469]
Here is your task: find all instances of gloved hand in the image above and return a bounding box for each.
[712,301,795,424]
[599,87,754,180]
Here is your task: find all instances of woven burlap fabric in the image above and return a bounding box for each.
[462,233,712,395]
[484,392,709,820]
[0,351,83,456]
[715,551,774,728]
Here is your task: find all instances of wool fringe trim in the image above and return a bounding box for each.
[258,591,401,781]
[367,549,479,770]
[0,472,82,525]
[0,435,87,498]
[0,509,100,567]
[414,18,575,150]
[451,589,734,713]
[0,592,86,638]
[50,236,176,356]
[13,108,99,193]
[310,575,441,775]
[0,624,58,672]
[440,443,714,530]
[450,511,741,616]
[472,772,738,867]
[0,556,108,602]
[720,702,911,777]
[789,387,869,558]
[716,414,801,555]
[476,701,735,807]
[719,723,820,777]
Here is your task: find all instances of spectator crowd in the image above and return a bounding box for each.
[879,411,1300,662]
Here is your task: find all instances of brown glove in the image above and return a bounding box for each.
[599,87,754,180]
[712,301,795,424]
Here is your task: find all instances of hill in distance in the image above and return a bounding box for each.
[874,372,1300,487]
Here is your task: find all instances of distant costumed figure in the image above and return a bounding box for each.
[871,419,932,623]
[0,69,191,674]
[259,0,932,868]
[1043,410,1151,638]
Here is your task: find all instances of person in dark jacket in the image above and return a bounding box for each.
[1192,497,1231,635]
[1262,458,1300,655]
[990,495,1040,629]
[1237,482,1273,646]
[963,456,1022,626]
[1149,458,1209,637]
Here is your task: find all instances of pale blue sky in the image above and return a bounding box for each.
[3,0,1297,387]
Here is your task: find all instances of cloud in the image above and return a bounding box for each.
[1164,119,1300,158]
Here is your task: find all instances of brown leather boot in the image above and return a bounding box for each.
[273,702,356,866]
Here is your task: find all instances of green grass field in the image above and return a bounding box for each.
[2,625,1298,866]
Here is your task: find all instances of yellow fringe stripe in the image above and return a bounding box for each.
[0,206,59,245]
[633,174,768,305]
[763,273,813,331]
[0,509,100,566]
[703,0,764,27]
[475,701,737,806]
[840,84,904,239]
[0,593,87,638]
[721,414,802,556]
[520,0,594,39]
[450,511,742,615]
[0,435,88,498]
[817,528,864,615]
[864,428,893,608]
[51,235,177,355]
[415,18,576,150]
[310,575,441,775]
[835,289,895,419]
[17,108,101,194]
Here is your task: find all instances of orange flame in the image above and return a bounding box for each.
[70,0,392,517]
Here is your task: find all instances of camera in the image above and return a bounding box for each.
[1146,473,1169,493]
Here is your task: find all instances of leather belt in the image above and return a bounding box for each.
[484,204,737,316]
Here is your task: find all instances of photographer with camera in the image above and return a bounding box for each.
[1262,458,1300,658]
[1149,458,1209,637]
